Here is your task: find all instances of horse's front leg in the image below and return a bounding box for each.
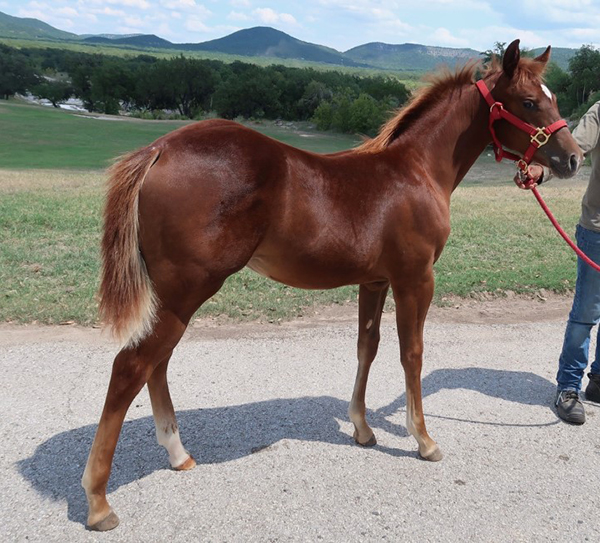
[348,281,390,446]
[392,273,443,461]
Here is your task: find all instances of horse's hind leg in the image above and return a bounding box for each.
[392,274,442,462]
[82,274,225,531]
[147,354,196,471]
[348,282,389,446]
[81,309,189,531]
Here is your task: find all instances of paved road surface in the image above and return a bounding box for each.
[1,308,599,542]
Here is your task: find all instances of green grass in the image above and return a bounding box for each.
[0,168,586,326]
[0,100,360,169]
[0,170,102,324]
[435,184,581,300]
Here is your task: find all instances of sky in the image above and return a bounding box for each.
[2,0,600,52]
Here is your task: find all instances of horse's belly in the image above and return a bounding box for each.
[246,252,371,290]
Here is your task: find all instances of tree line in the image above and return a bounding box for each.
[2,42,600,134]
[0,44,409,136]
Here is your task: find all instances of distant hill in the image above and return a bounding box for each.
[83,34,173,49]
[185,27,367,67]
[344,42,480,71]
[532,46,575,71]
[0,9,581,73]
[80,33,144,40]
[0,10,77,40]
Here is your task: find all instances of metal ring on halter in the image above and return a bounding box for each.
[531,127,551,147]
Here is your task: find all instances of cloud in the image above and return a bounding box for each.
[184,16,211,33]
[109,0,150,8]
[89,6,126,17]
[429,28,470,48]
[82,0,151,9]
[253,7,297,25]
[160,0,198,10]
[123,15,145,28]
[56,7,79,17]
[228,10,250,21]
[230,0,251,6]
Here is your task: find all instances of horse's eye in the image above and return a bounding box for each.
[523,100,535,110]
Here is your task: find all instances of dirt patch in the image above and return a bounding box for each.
[0,293,573,346]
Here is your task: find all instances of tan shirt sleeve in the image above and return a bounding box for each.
[573,101,600,155]
[575,102,600,232]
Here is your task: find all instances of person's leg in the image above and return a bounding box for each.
[557,226,600,391]
[587,290,600,402]
[556,226,600,421]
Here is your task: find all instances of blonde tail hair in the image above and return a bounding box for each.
[99,146,161,348]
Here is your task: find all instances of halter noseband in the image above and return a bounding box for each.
[475,79,567,175]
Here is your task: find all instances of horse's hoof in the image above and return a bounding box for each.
[87,510,120,532]
[419,446,443,462]
[354,432,377,447]
[174,455,196,471]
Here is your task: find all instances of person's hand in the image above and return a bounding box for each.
[514,164,543,189]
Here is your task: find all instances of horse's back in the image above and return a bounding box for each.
[137,119,449,289]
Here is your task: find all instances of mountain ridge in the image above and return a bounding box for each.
[0,10,576,72]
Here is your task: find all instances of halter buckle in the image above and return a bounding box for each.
[531,128,550,147]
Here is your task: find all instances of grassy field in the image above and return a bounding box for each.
[0,101,361,169]
[0,99,587,326]
[0,168,585,326]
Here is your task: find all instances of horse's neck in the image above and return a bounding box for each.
[390,81,492,196]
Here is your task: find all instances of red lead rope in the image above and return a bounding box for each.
[531,186,600,273]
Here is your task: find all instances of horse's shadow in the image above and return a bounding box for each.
[17,367,557,525]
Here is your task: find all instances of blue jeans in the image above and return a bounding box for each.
[557,225,600,391]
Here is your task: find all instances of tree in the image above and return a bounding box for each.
[137,56,218,117]
[481,42,506,64]
[348,94,385,135]
[297,80,333,119]
[481,41,534,64]
[32,79,72,107]
[568,45,600,107]
[544,62,576,115]
[88,60,134,114]
[0,45,38,99]
[213,63,282,119]
[312,101,334,130]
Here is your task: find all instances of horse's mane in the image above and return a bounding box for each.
[356,56,546,154]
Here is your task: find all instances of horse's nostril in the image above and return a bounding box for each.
[569,153,579,173]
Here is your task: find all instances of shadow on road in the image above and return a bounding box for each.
[17,367,556,526]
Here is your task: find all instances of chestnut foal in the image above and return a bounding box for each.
[82,40,581,530]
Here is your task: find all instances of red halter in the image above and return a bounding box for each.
[475,79,567,175]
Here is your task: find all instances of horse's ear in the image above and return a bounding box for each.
[503,39,520,79]
[534,45,551,65]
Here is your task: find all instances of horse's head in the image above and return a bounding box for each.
[490,39,582,178]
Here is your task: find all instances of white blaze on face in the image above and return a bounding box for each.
[541,84,552,100]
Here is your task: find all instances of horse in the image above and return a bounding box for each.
[82,40,582,530]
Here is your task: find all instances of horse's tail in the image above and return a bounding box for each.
[99,145,161,348]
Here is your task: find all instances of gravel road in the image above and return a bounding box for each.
[1,298,599,542]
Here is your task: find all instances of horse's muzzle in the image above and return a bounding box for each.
[550,153,581,179]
